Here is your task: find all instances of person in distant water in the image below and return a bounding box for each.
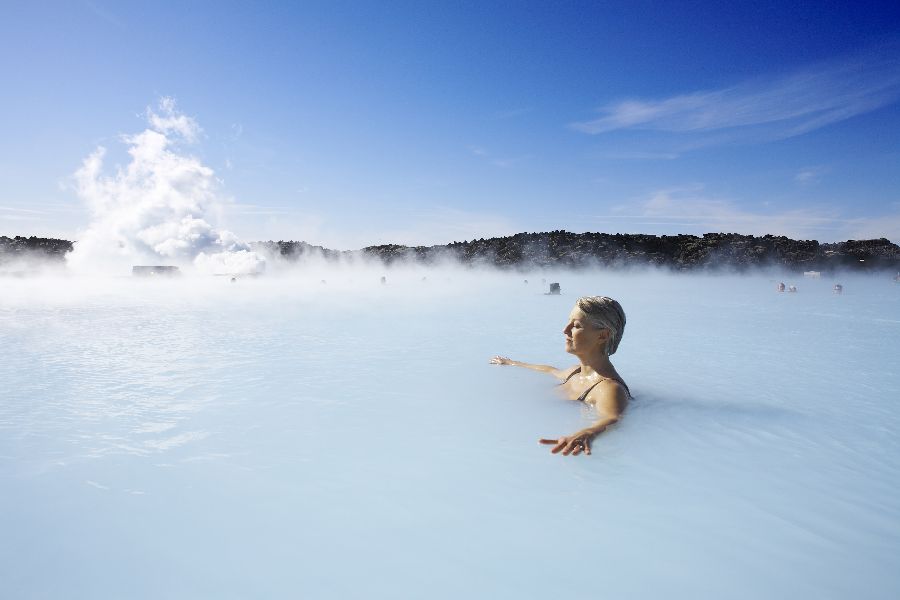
[788,285,798,293]
[777,282,786,292]
[833,283,843,294]
[490,296,630,457]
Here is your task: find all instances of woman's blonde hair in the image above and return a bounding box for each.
[576,296,626,355]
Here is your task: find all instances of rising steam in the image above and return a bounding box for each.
[66,98,264,275]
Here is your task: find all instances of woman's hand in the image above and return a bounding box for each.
[489,355,513,365]
[539,429,597,456]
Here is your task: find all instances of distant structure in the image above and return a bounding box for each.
[132,266,180,277]
[548,282,561,295]
[803,271,821,278]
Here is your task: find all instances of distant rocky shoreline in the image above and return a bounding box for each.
[3,232,899,272]
[258,231,900,272]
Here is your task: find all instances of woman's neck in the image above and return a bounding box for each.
[577,352,615,379]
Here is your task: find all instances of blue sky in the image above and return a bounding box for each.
[2,0,899,248]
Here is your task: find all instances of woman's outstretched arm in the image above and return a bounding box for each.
[539,380,627,456]
[489,356,573,380]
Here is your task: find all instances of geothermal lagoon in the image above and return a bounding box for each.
[1,269,898,599]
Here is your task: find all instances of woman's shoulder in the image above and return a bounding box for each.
[557,365,582,382]
[589,377,631,402]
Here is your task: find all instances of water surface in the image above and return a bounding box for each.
[2,270,898,599]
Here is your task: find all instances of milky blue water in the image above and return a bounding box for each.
[1,269,898,599]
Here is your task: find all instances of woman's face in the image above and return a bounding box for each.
[563,307,609,356]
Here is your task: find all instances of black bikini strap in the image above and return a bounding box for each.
[560,366,581,384]
[576,381,603,402]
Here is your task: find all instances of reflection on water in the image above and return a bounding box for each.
[1,271,899,599]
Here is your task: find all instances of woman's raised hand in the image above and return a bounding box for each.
[489,355,513,365]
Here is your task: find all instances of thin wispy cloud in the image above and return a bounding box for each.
[596,151,680,161]
[0,206,52,222]
[572,43,900,143]
[1,206,47,215]
[366,206,521,248]
[0,214,42,222]
[794,166,827,185]
[845,214,900,241]
[491,155,531,168]
[85,1,125,29]
[468,145,530,168]
[596,186,900,242]
[225,203,291,216]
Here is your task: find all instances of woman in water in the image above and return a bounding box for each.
[490,296,630,457]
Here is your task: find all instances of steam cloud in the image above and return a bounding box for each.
[67,98,265,275]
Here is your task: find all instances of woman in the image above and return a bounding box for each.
[490,296,630,457]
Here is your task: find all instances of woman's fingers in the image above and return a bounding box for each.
[541,437,566,452]
[560,438,584,456]
[540,436,591,456]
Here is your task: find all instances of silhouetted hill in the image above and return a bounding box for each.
[0,236,73,263]
[4,232,899,272]
[256,232,900,272]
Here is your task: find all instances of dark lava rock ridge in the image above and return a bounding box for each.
[3,232,899,273]
[257,231,900,273]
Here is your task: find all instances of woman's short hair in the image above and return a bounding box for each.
[576,296,626,355]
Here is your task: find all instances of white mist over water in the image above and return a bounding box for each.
[66,98,264,276]
[1,269,899,599]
